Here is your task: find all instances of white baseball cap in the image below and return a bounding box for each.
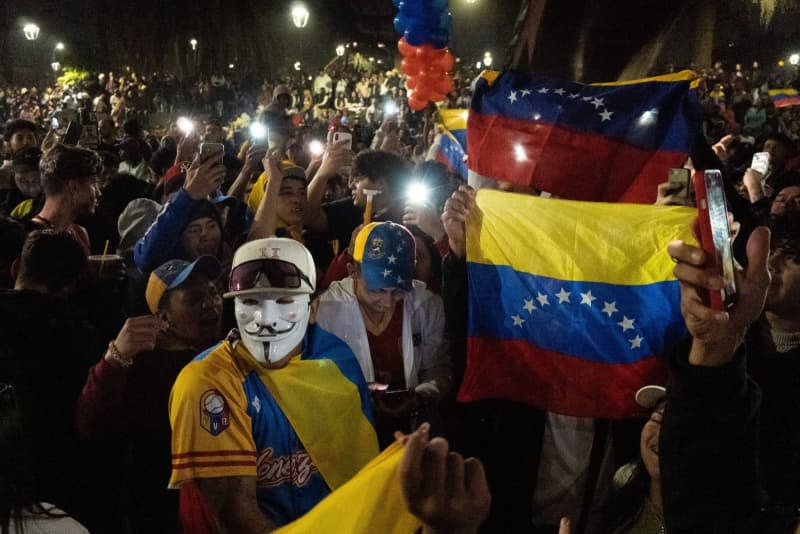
[225,238,316,298]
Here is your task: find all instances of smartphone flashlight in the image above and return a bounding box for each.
[249,122,267,141]
[176,117,194,135]
[308,140,324,157]
[384,101,398,116]
[406,182,430,205]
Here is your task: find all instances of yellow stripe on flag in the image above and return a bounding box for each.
[439,108,469,131]
[480,69,700,89]
[275,441,421,534]
[466,190,697,286]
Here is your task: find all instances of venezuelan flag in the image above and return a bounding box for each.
[439,108,468,150]
[769,88,800,108]
[459,190,696,418]
[435,129,468,180]
[467,70,703,203]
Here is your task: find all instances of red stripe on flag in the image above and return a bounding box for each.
[458,337,668,419]
[773,96,800,108]
[468,112,687,203]
[172,460,255,470]
[172,450,257,459]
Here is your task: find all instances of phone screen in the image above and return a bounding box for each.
[668,168,691,199]
[751,152,770,175]
[695,170,737,309]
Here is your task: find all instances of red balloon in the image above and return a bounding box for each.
[397,37,415,57]
[433,76,455,95]
[409,95,428,111]
[436,50,455,72]
[406,75,420,90]
[401,57,422,76]
[415,44,436,60]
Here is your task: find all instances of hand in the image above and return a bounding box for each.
[404,203,446,242]
[712,134,736,162]
[316,139,354,179]
[399,424,491,534]
[183,150,225,201]
[742,168,766,203]
[655,182,693,207]
[559,518,571,534]
[262,147,284,179]
[242,144,268,173]
[175,132,200,164]
[441,185,476,259]
[108,316,165,364]
[667,226,771,366]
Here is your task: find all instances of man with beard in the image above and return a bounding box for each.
[168,238,379,531]
[76,256,224,533]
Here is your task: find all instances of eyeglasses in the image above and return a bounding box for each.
[229,259,313,293]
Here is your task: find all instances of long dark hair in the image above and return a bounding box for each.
[601,458,651,533]
[0,384,65,534]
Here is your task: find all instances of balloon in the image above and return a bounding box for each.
[415,44,436,60]
[397,37,415,57]
[430,92,446,103]
[409,95,428,111]
[436,49,455,71]
[433,76,454,95]
[401,57,422,75]
[394,15,407,34]
[430,0,448,11]
[406,76,420,90]
[404,27,430,47]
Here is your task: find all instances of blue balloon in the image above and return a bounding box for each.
[438,12,452,31]
[430,0,448,12]
[394,15,407,34]
[405,27,431,47]
[392,0,402,7]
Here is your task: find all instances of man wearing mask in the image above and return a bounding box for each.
[168,238,379,531]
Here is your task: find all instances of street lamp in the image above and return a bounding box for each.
[291,4,310,28]
[23,23,40,41]
[189,38,198,51]
[336,44,345,57]
[228,63,235,69]
[55,42,65,51]
[466,0,477,3]
[51,62,61,72]
[790,53,800,66]
[483,52,493,67]
[294,61,302,71]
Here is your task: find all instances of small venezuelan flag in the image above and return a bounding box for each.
[467,70,703,203]
[439,108,468,150]
[769,88,800,108]
[435,129,468,180]
[459,190,696,418]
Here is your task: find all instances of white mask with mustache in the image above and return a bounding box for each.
[234,294,310,364]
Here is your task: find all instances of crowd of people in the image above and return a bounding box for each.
[0,47,799,534]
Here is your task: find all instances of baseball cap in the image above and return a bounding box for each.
[273,85,291,99]
[635,385,667,410]
[225,238,316,298]
[145,256,221,314]
[117,198,162,252]
[352,222,415,293]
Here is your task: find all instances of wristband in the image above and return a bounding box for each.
[106,341,134,368]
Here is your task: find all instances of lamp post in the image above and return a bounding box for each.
[189,39,199,74]
[790,53,800,66]
[55,42,65,51]
[23,23,40,41]
[336,44,345,57]
[291,4,310,28]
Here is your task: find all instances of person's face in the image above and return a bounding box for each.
[766,247,800,316]
[276,178,307,227]
[763,139,790,171]
[181,217,222,260]
[349,174,383,208]
[771,186,800,215]
[9,129,37,154]
[99,120,116,139]
[277,94,292,109]
[203,124,224,143]
[69,176,100,216]
[14,170,41,198]
[323,180,346,203]
[413,236,432,284]
[352,269,404,316]
[640,402,664,481]
[163,274,223,348]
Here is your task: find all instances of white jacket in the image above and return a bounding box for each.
[315,278,451,400]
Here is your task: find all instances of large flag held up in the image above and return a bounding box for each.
[467,70,703,203]
[769,88,800,108]
[458,190,696,419]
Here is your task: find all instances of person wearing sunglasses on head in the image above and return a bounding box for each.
[167,237,380,532]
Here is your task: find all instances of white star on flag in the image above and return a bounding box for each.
[520,89,532,96]
[512,314,525,327]
[387,254,397,264]
[537,87,549,94]
[591,97,604,109]
[580,290,597,306]
[508,90,518,104]
[629,335,644,349]
[382,269,392,278]
[569,93,580,99]
[536,292,550,306]
[600,110,614,122]
[396,276,404,285]
[554,88,566,95]
[523,299,536,313]
[618,316,635,332]
[555,288,571,303]
[601,301,618,317]
[582,96,593,101]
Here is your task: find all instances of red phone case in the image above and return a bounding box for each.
[692,170,724,311]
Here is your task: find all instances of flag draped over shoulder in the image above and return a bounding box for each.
[459,189,696,419]
[274,442,421,534]
[439,108,468,150]
[467,70,703,203]
[769,88,800,108]
[435,130,468,180]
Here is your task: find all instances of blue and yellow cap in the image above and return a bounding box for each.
[352,222,415,292]
[145,256,221,314]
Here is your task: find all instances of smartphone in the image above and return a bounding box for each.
[381,388,411,399]
[668,168,691,200]
[694,169,737,310]
[751,151,770,175]
[51,117,59,130]
[200,142,224,164]
[62,121,83,146]
[332,131,352,151]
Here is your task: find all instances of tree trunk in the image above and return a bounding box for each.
[509,0,548,71]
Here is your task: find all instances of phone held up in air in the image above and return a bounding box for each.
[199,142,224,162]
[668,167,692,201]
[332,131,352,151]
[693,169,737,310]
[751,151,770,175]
[62,121,83,146]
